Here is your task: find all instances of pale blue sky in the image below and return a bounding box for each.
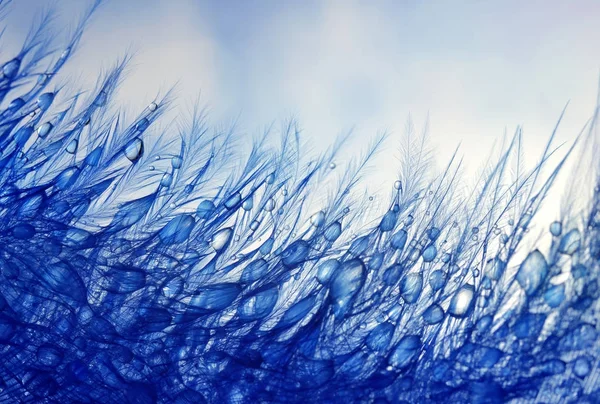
[4,0,600,190]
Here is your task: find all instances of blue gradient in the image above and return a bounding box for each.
[0,1,599,403]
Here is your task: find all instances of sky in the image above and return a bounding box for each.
[3,0,600,212]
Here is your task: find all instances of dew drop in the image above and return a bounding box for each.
[264,198,276,212]
[124,138,144,162]
[66,139,78,154]
[37,122,53,138]
[310,211,326,227]
[211,227,233,252]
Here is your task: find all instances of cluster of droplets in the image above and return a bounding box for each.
[0,4,599,404]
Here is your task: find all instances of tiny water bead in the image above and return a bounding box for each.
[148,102,158,112]
[394,180,402,190]
[329,162,336,169]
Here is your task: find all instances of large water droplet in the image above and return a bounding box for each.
[124,138,144,162]
[448,284,475,318]
[316,259,340,284]
[324,221,342,242]
[391,230,408,250]
[197,200,215,219]
[171,156,183,169]
[400,273,423,304]
[281,240,310,268]
[224,192,241,210]
[485,257,505,281]
[330,259,365,318]
[544,283,565,308]
[189,283,241,313]
[37,122,53,138]
[66,139,78,154]
[160,173,172,188]
[136,118,149,132]
[429,270,447,291]
[366,322,395,352]
[423,303,445,325]
[2,58,20,78]
[516,250,548,295]
[422,244,437,262]
[389,335,421,369]
[310,211,326,227]
[558,229,580,255]
[37,92,54,110]
[158,215,195,245]
[242,195,254,211]
[379,210,398,232]
[240,259,269,283]
[211,227,233,252]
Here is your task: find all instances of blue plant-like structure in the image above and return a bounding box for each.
[1,2,599,403]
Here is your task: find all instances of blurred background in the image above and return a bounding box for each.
[3,0,600,218]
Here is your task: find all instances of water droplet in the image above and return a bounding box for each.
[400,273,423,303]
[66,139,78,154]
[37,122,53,138]
[37,92,54,110]
[423,304,445,325]
[544,283,565,308]
[422,245,437,262]
[429,270,447,290]
[160,173,172,188]
[558,229,580,255]
[573,357,591,378]
[9,97,24,110]
[310,211,326,227]
[171,156,183,169]
[394,180,402,190]
[2,58,20,78]
[264,198,276,212]
[329,162,336,169]
[242,196,254,211]
[331,259,365,318]
[124,138,144,162]
[211,227,233,252]
[148,102,158,112]
[224,192,241,210]
[136,118,149,131]
[448,284,475,318]
[249,220,260,231]
[324,221,342,242]
[516,250,548,295]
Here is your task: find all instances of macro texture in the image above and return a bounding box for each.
[0,2,599,403]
